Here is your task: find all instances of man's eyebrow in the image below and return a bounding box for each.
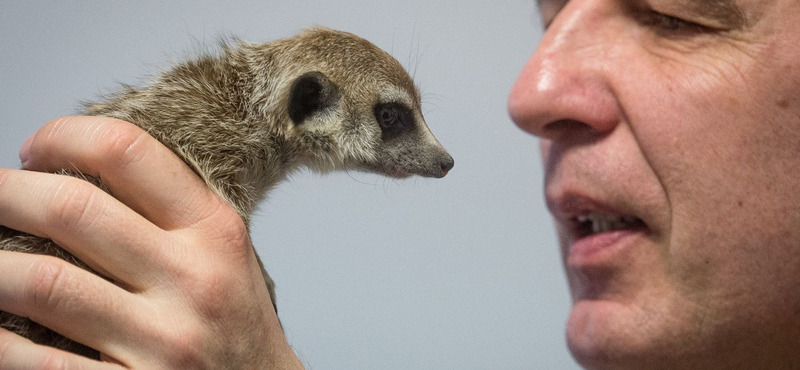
[685,0,747,28]
[535,0,747,29]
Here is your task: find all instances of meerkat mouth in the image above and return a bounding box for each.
[359,163,412,179]
[379,165,413,178]
[573,213,645,237]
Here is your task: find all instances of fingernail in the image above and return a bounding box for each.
[19,134,33,166]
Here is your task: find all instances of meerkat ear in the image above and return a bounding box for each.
[288,71,340,124]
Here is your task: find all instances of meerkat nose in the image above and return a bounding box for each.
[440,155,455,177]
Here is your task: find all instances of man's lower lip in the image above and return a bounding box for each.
[567,228,646,266]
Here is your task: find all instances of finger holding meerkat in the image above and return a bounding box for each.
[19,116,222,231]
[0,251,141,360]
[0,168,171,288]
[0,327,124,370]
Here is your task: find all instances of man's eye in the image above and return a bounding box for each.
[655,13,692,30]
[646,12,711,34]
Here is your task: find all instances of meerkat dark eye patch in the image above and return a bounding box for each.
[288,71,340,124]
[374,102,415,140]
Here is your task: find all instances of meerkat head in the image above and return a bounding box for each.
[279,28,454,179]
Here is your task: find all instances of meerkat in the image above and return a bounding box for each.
[0,27,453,359]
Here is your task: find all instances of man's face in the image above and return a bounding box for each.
[508,0,800,368]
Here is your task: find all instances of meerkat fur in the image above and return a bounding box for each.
[0,27,453,358]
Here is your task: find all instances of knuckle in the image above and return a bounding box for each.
[101,121,151,170]
[156,324,206,368]
[217,215,250,251]
[208,201,251,249]
[47,180,100,233]
[191,269,235,318]
[194,200,252,258]
[26,258,70,311]
[159,253,237,318]
[213,218,254,269]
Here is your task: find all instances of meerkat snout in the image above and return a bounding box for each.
[430,149,455,178]
[439,153,455,177]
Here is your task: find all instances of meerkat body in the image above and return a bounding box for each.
[0,27,453,358]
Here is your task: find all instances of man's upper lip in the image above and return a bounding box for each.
[546,191,648,230]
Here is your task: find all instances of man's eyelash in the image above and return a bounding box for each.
[643,11,715,35]
[652,13,695,31]
[540,8,716,35]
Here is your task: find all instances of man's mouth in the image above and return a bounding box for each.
[548,193,654,266]
[572,213,646,238]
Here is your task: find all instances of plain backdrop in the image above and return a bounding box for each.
[1,1,580,369]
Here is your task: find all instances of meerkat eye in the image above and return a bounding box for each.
[374,102,414,140]
[379,108,398,126]
[376,105,401,129]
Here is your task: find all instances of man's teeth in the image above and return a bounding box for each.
[576,214,641,234]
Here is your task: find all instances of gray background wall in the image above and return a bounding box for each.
[0,1,580,369]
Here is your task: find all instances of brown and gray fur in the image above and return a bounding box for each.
[0,27,453,358]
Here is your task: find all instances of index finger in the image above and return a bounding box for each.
[20,116,225,231]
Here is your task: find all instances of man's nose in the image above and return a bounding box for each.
[507,0,621,142]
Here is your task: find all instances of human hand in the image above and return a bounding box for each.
[0,116,303,369]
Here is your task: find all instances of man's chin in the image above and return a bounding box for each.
[566,300,662,370]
